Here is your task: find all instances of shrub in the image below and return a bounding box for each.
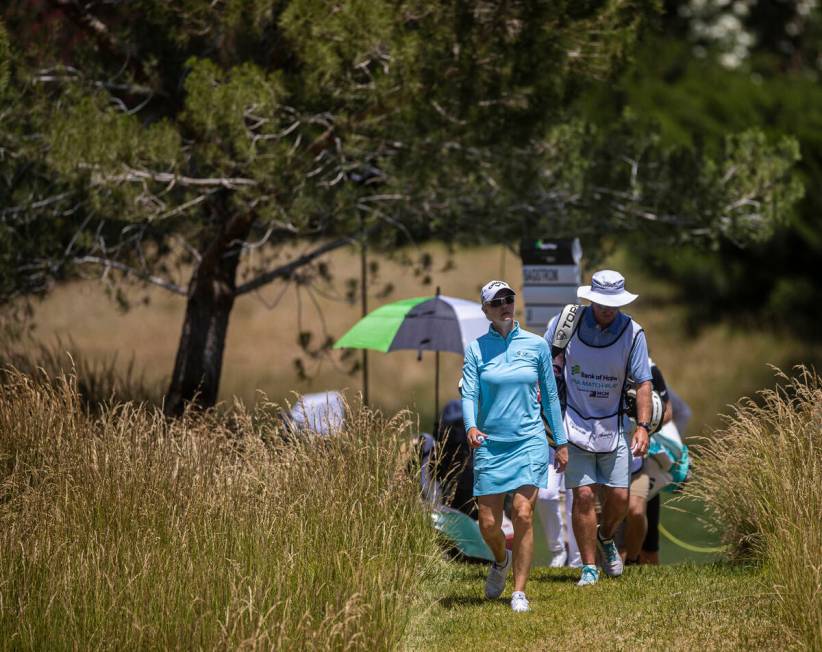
[688,367,821,650]
[0,338,160,406]
[0,370,439,650]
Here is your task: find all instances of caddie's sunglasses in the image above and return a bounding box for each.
[487,295,515,308]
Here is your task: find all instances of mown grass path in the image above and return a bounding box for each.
[410,562,789,651]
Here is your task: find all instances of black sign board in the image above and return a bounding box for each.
[519,238,581,266]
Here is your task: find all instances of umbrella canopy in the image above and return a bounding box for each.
[333,295,488,354]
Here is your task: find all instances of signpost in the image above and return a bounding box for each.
[520,238,582,333]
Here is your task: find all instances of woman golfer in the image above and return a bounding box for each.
[461,280,568,612]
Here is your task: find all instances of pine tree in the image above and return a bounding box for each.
[0,1,803,412]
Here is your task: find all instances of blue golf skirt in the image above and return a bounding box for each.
[473,435,550,497]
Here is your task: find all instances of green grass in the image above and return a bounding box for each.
[409,562,789,651]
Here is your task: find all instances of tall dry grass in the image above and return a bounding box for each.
[0,370,440,650]
[687,367,822,649]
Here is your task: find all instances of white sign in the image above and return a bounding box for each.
[522,265,580,286]
[520,239,582,333]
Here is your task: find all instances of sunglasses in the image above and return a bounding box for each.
[486,295,515,308]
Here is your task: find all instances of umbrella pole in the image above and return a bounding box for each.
[433,285,441,435]
[434,349,440,436]
[362,350,368,406]
[360,215,369,407]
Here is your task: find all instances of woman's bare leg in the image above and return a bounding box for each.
[477,493,507,563]
[511,485,539,592]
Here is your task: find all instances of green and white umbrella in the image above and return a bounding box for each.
[334,293,488,424]
[334,294,488,354]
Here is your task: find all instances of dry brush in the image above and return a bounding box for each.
[0,370,439,650]
[688,367,822,650]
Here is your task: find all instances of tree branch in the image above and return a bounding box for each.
[44,0,166,95]
[48,0,121,52]
[0,192,74,217]
[234,236,355,296]
[74,255,187,295]
[150,190,216,221]
[88,167,258,189]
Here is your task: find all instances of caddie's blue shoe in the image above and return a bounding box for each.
[597,527,624,577]
[577,564,599,586]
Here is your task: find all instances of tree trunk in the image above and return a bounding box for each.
[164,211,253,417]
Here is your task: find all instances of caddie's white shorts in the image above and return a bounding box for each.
[565,432,631,489]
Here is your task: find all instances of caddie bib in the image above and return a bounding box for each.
[563,312,642,453]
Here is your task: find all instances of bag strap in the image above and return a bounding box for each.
[619,323,642,437]
[550,304,583,414]
[551,303,583,357]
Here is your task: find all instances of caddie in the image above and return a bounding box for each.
[544,269,652,586]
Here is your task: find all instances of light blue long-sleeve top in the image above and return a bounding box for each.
[461,321,567,444]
